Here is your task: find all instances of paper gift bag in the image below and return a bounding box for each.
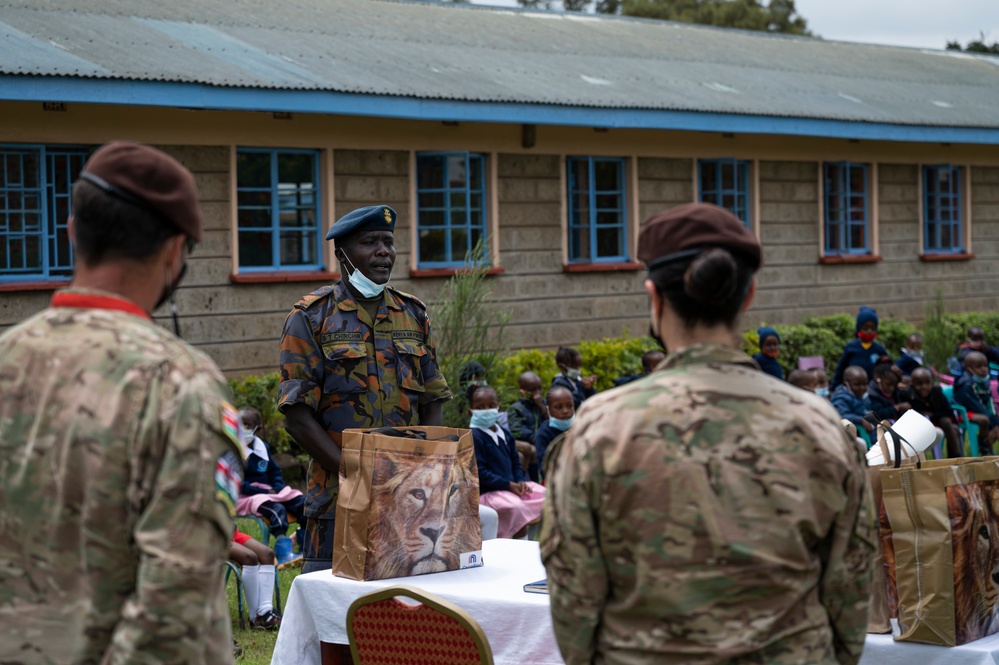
[881,455,999,645]
[332,426,484,581]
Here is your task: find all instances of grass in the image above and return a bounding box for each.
[228,517,303,665]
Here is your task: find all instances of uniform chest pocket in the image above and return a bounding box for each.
[394,339,427,393]
[321,342,368,394]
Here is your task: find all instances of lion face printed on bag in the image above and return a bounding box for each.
[365,448,480,579]
[947,480,999,644]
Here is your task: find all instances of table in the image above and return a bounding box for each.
[271,538,563,665]
[860,632,999,665]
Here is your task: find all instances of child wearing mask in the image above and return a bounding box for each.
[953,351,999,456]
[831,306,891,389]
[895,332,925,376]
[906,367,962,458]
[753,326,783,380]
[468,384,545,538]
[534,385,575,469]
[811,368,830,399]
[552,346,596,409]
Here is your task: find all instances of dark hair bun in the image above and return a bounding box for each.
[682,248,739,302]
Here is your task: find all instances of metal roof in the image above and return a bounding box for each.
[2,0,999,131]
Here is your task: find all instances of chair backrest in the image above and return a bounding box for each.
[346,584,494,665]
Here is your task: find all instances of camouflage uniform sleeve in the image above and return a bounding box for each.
[820,431,877,664]
[278,307,324,412]
[541,422,607,665]
[417,311,451,404]
[105,366,240,664]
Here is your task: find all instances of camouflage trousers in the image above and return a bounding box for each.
[301,516,335,574]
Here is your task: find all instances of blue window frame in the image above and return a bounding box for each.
[1,144,90,282]
[923,165,963,253]
[699,158,750,227]
[236,149,321,271]
[415,152,488,267]
[823,162,870,254]
[566,156,628,262]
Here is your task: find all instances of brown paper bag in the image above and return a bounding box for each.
[332,426,483,581]
[881,455,999,645]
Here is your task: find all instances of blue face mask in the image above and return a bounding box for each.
[470,408,500,429]
[550,416,574,431]
[342,255,388,298]
[973,373,991,385]
[815,387,830,398]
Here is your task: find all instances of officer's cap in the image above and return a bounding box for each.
[326,205,397,241]
[637,203,761,272]
[79,141,203,242]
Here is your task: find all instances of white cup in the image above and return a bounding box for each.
[865,410,938,465]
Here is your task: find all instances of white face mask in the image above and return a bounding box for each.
[566,368,582,381]
[342,254,388,298]
[240,427,257,446]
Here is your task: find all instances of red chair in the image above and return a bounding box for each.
[346,585,494,665]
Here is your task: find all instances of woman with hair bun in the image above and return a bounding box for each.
[542,203,875,665]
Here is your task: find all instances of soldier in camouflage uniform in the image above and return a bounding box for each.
[542,203,875,665]
[0,142,242,664]
[278,204,451,573]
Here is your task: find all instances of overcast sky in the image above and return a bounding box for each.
[468,0,999,50]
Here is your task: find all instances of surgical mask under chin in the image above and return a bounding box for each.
[565,368,582,381]
[973,373,991,385]
[470,408,500,429]
[342,255,388,298]
[815,387,830,398]
[903,347,924,362]
[550,416,574,431]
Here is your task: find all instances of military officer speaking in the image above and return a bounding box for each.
[0,142,242,664]
[278,204,452,573]
[542,203,875,665]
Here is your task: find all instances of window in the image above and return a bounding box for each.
[236,149,321,271]
[415,152,487,267]
[823,162,870,255]
[923,165,963,253]
[699,159,750,226]
[1,145,90,282]
[566,156,627,262]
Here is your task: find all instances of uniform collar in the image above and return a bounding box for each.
[50,287,151,320]
[661,343,759,371]
[332,278,403,312]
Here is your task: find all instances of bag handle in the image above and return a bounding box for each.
[864,413,914,470]
[366,426,460,442]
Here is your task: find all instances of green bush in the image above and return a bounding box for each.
[227,372,297,457]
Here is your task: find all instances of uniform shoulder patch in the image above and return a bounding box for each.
[389,286,427,310]
[220,401,241,447]
[294,285,334,311]
[215,449,243,519]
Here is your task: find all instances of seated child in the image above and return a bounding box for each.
[953,351,999,456]
[468,385,545,539]
[753,326,784,380]
[906,367,962,459]
[867,362,911,423]
[831,366,875,436]
[811,367,830,398]
[551,346,596,409]
[831,306,890,389]
[230,530,282,630]
[236,407,306,559]
[895,332,925,376]
[787,369,817,392]
[534,386,575,470]
[956,326,999,366]
[613,349,666,386]
[506,371,547,483]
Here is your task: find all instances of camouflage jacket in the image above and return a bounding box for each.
[0,288,242,665]
[542,343,875,665]
[278,279,451,519]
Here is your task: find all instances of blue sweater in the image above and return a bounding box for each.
[552,373,595,410]
[534,420,566,468]
[831,385,872,428]
[831,339,890,390]
[241,439,287,496]
[472,427,526,494]
[953,373,999,428]
[752,353,784,380]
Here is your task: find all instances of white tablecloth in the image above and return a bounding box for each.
[271,538,562,665]
[860,632,999,665]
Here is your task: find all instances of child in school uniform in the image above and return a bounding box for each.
[811,368,830,399]
[831,365,875,437]
[895,333,926,377]
[866,362,911,423]
[953,351,999,456]
[956,326,999,366]
[906,367,963,458]
[753,326,784,380]
[534,385,575,471]
[230,530,282,630]
[551,346,596,409]
[468,385,546,539]
[831,306,891,389]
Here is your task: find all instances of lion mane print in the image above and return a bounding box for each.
[365,448,480,579]
[947,480,999,644]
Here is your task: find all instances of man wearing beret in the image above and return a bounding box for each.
[0,142,242,664]
[278,204,452,573]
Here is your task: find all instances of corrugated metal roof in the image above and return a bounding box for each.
[2,0,999,128]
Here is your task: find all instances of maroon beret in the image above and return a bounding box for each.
[79,142,203,242]
[637,202,761,271]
